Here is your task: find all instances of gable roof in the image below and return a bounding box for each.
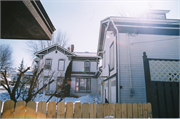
[35,44,75,57]
[97,10,180,53]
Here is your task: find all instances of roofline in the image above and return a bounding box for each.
[97,16,180,53]
[34,44,75,56]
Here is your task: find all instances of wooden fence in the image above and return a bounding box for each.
[0,100,152,118]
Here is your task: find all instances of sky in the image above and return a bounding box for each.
[1,0,180,68]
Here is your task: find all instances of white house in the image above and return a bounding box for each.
[34,44,100,97]
[97,10,180,103]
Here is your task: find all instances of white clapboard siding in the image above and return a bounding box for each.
[118,33,179,103]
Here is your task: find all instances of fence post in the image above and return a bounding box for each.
[143,52,152,103]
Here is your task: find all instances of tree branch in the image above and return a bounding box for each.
[12,67,30,95]
[25,79,54,102]
[1,71,11,93]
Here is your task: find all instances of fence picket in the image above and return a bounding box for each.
[0,100,2,118]
[82,103,89,118]
[115,103,121,118]
[47,102,56,118]
[97,103,103,118]
[122,103,127,118]
[74,102,81,118]
[66,102,73,118]
[57,102,65,118]
[147,103,152,118]
[37,101,46,118]
[90,103,96,118]
[2,100,15,118]
[127,103,132,118]
[109,103,115,117]
[133,103,138,118]
[138,103,143,118]
[104,103,109,117]
[26,101,36,118]
[143,103,148,118]
[14,101,26,118]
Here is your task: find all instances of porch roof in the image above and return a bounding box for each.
[1,1,55,40]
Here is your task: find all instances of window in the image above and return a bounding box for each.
[58,59,65,71]
[45,59,52,70]
[56,77,63,92]
[109,42,114,70]
[43,76,49,91]
[104,51,106,68]
[84,61,90,72]
[75,78,91,92]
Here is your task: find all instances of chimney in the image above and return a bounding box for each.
[71,44,74,52]
[68,47,70,51]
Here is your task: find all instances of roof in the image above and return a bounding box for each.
[35,44,75,57]
[97,10,180,53]
[74,52,100,58]
[1,1,55,40]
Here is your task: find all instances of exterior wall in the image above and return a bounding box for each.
[70,77,98,97]
[100,31,117,103]
[101,31,117,77]
[118,33,180,103]
[72,60,97,72]
[38,50,70,92]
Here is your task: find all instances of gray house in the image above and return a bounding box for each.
[97,10,180,103]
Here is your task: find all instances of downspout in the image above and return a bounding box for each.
[126,33,133,95]
[110,19,119,103]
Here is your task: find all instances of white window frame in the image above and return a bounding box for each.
[58,59,65,71]
[84,60,90,72]
[75,78,91,92]
[104,51,106,68]
[109,42,114,71]
[43,76,49,91]
[45,59,52,70]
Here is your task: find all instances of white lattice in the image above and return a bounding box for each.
[149,60,180,82]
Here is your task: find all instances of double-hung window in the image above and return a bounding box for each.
[109,42,114,70]
[75,78,91,92]
[58,59,65,71]
[43,76,49,91]
[45,59,52,70]
[84,61,90,72]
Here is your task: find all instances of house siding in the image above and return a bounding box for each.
[118,33,180,103]
[38,50,70,92]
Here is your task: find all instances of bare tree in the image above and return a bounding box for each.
[26,30,70,58]
[0,44,13,71]
[0,66,55,103]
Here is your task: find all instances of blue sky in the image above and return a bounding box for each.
[1,0,180,68]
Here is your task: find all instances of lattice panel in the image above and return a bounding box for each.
[149,60,180,82]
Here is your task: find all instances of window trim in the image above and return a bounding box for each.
[75,78,91,93]
[43,76,49,91]
[109,42,114,71]
[58,59,65,71]
[104,51,106,69]
[84,60,91,72]
[44,58,52,70]
[56,77,64,91]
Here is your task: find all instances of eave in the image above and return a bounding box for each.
[1,1,55,40]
